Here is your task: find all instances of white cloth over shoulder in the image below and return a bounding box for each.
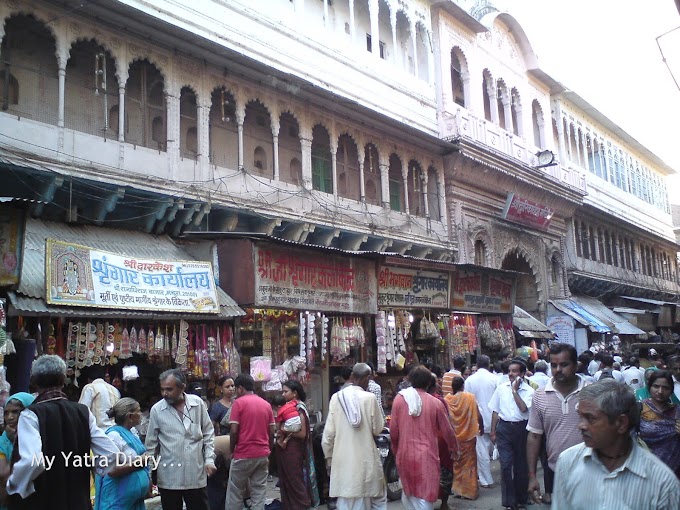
[398,387,422,417]
[338,385,363,428]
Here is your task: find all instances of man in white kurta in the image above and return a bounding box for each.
[322,363,386,510]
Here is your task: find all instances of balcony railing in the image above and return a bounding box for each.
[441,107,587,192]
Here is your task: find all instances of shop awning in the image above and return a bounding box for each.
[513,306,554,339]
[10,218,244,319]
[549,296,645,336]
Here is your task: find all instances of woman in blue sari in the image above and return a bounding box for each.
[95,397,150,510]
[0,392,35,510]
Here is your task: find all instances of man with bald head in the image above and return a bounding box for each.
[322,363,386,510]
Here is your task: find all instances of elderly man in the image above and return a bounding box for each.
[553,379,680,509]
[528,360,550,390]
[392,365,458,510]
[526,343,585,506]
[7,355,119,509]
[145,369,216,510]
[322,363,386,510]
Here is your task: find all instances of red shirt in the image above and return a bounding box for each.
[229,393,275,459]
[275,400,299,425]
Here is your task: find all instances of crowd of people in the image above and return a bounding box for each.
[0,343,679,510]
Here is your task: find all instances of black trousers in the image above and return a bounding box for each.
[159,487,210,510]
[496,419,529,508]
[539,433,555,493]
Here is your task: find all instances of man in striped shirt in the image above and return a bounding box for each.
[553,379,680,510]
[526,343,584,505]
[441,356,466,396]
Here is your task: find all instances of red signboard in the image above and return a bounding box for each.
[501,193,554,231]
[451,268,515,314]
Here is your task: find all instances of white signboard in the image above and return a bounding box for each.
[46,240,219,314]
[378,266,449,309]
[547,315,575,347]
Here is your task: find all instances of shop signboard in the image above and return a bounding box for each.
[547,315,576,347]
[451,268,515,314]
[0,208,24,286]
[46,239,219,313]
[501,192,554,231]
[253,244,377,314]
[377,266,449,309]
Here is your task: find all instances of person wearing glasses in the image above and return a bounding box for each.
[145,369,216,510]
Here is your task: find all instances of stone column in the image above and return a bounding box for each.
[197,98,210,182]
[582,132,590,172]
[166,92,180,181]
[556,116,567,162]
[235,103,245,171]
[513,97,523,137]
[574,128,583,168]
[57,57,66,128]
[438,174,447,229]
[402,166,410,214]
[390,9,398,66]
[410,21,418,75]
[379,154,390,209]
[271,116,280,181]
[501,92,513,133]
[603,145,612,183]
[300,136,313,190]
[369,0,380,58]
[323,0,329,27]
[487,80,499,124]
[331,138,338,197]
[359,156,366,202]
[421,171,430,218]
[118,86,125,142]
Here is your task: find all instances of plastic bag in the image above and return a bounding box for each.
[492,444,499,461]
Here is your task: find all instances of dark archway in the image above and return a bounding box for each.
[501,250,539,316]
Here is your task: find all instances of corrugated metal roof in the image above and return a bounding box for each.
[612,307,650,315]
[549,297,646,336]
[15,218,244,317]
[513,306,554,339]
[621,296,678,307]
[0,197,47,204]
[7,290,242,319]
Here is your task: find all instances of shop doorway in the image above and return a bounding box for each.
[501,250,540,316]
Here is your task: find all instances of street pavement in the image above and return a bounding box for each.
[145,457,549,509]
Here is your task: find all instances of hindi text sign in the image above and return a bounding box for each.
[377,266,449,309]
[46,239,219,313]
[254,244,376,314]
[501,193,554,231]
[452,268,515,314]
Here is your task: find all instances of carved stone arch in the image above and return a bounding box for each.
[309,117,334,143]
[336,129,360,154]
[501,245,543,307]
[482,67,495,84]
[1,8,62,63]
[126,52,170,93]
[397,5,414,27]
[471,228,494,267]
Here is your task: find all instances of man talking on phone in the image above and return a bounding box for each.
[489,358,534,510]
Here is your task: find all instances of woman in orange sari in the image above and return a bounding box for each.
[445,376,483,500]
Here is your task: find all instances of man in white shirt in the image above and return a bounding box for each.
[553,379,680,510]
[669,355,680,402]
[464,355,497,488]
[528,360,550,390]
[621,356,645,390]
[79,365,121,432]
[489,359,534,510]
[593,354,624,383]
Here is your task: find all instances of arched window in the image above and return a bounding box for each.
[474,240,486,266]
[363,144,381,205]
[244,100,273,178]
[209,87,238,169]
[426,167,440,221]
[127,59,166,150]
[388,154,403,212]
[312,124,332,193]
[451,48,466,107]
[179,87,198,160]
[604,230,612,265]
[279,112,302,185]
[407,160,425,217]
[336,134,360,201]
[531,100,543,148]
[551,254,560,286]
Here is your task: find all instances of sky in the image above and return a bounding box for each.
[497,0,680,201]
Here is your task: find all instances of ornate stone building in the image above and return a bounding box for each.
[0,0,677,326]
